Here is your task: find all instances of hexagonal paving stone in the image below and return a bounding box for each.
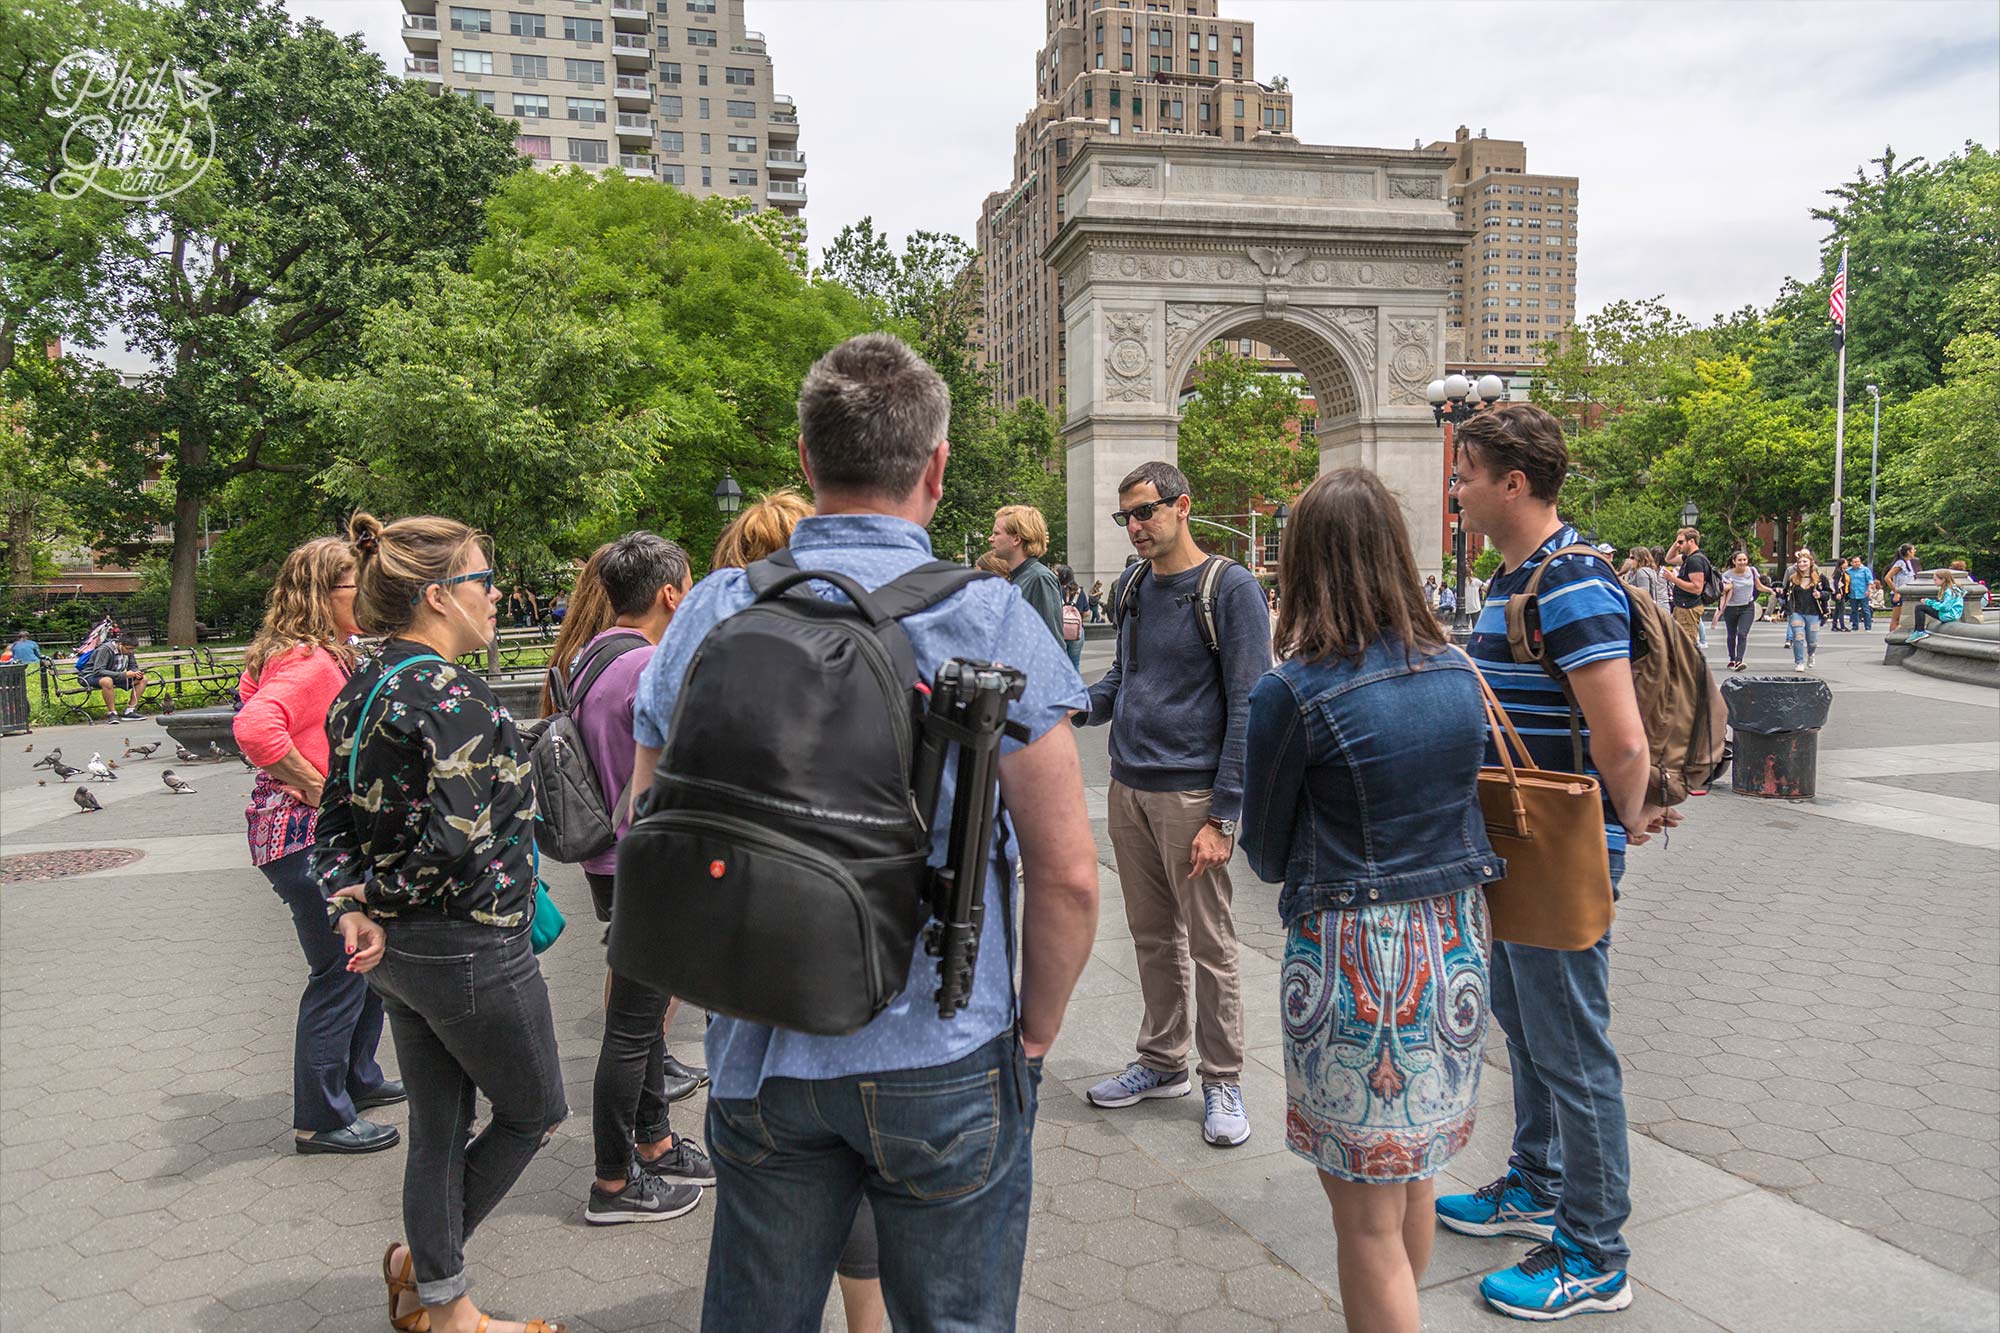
[1223,1264,1325,1320]
[1082,1214,1177,1267]
[1124,1256,1221,1314]
[1049,1178,1137,1225]
[1025,1249,1128,1311]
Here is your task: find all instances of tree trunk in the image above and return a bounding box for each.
[6,504,36,587]
[168,479,203,646]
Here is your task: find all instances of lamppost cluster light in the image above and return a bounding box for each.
[1426,373,1508,641]
[713,469,743,515]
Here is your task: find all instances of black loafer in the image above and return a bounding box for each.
[296,1118,401,1155]
[353,1080,407,1111]
[662,1052,708,1103]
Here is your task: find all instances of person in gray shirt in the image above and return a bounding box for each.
[991,504,1065,646]
[1073,461,1272,1148]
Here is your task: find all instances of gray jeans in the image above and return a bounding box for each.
[368,919,567,1306]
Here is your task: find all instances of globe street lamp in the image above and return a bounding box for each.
[713,469,743,515]
[1427,372,1506,641]
[1864,384,1883,572]
[1680,499,1699,531]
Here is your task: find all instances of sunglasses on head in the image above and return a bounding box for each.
[1112,494,1183,525]
[411,568,495,604]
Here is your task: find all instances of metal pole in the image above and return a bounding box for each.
[1249,510,1257,571]
[1830,241,1849,563]
[1865,389,1882,573]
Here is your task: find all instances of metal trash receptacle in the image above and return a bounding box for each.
[1720,676,1833,800]
[0,662,29,735]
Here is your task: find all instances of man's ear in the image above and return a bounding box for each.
[797,436,813,488]
[923,440,949,500]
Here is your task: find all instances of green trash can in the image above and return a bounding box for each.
[0,662,30,736]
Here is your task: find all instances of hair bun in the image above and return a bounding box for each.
[348,512,384,558]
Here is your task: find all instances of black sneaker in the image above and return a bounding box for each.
[640,1135,717,1188]
[585,1169,702,1226]
[662,1049,708,1103]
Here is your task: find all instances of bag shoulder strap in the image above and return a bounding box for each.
[346,653,446,791]
[1520,542,1609,602]
[1193,556,1227,656]
[867,560,993,621]
[557,630,648,713]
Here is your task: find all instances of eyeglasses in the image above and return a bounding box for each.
[411,569,495,604]
[1112,495,1183,525]
[332,583,357,590]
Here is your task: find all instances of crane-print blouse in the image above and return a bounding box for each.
[312,638,537,929]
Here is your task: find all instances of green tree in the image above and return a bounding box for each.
[1647,356,1829,556]
[1877,329,2000,565]
[1176,345,1310,561]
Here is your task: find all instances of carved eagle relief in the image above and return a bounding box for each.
[1247,247,1305,279]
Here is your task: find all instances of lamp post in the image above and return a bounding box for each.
[1427,372,1507,641]
[713,469,743,516]
[1864,384,1882,573]
[1681,499,1698,531]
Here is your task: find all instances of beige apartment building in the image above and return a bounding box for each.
[400,0,805,218]
[978,0,1296,414]
[1426,126,1578,369]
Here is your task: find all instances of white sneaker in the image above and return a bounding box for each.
[1807,654,1816,669]
[1794,662,1806,672]
[1201,1081,1251,1147]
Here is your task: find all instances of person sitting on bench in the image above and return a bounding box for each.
[86,635,148,719]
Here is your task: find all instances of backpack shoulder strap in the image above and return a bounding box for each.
[867,560,994,621]
[1520,542,1608,601]
[346,653,445,792]
[563,630,649,711]
[1193,556,1229,656]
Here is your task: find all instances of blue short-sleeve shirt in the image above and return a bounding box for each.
[631,513,1089,1098]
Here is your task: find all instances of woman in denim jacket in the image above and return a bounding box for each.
[1242,469,1501,1333]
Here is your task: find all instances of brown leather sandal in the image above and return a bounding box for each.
[382,1243,430,1332]
[474,1318,566,1333]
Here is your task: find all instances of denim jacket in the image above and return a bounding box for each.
[1241,637,1501,926]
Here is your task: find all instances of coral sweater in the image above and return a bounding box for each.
[233,646,350,775]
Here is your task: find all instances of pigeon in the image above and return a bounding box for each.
[162,769,196,794]
[123,741,162,760]
[73,787,102,813]
[207,741,224,760]
[22,743,31,753]
[50,761,82,782]
[86,753,118,782]
[158,696,175,715]
[175,745,198,763]
[31,749,61,770]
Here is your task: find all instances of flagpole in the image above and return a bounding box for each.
[1830,241,1848,564]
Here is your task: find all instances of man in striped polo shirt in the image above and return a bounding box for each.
[1434,402,1671,1322]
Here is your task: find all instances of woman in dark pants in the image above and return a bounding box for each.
[234,538,402,1155]
[318,512,567,1333]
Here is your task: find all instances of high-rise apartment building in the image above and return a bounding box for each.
[1426,126,1577,368]
[978,0,1295,414]
[401,0,805,218]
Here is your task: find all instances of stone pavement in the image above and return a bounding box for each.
[1,615,1995,1331]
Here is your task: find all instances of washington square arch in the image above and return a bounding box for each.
[1048,137,1473,593]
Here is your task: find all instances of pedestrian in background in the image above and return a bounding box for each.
[1054,561,1088,670]
[235,537,401,1158]
[1711,551,1771,671]
[317,512,568,1333]
[541,564,616,717]
[6,628,40,665]
[1665,528,1714,646]
[990,504,1066,647]
[1841,554,1876,631]
[1907,568,1964,641]
[1243,468,1497,1333]
[1888,544,1920,631]
[1089,578,1106,623]
[1783,550,1835,671]
[1622,547,1665,615]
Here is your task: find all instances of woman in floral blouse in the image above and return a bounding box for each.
[314,512,567,1333]
[235,538,402,1157]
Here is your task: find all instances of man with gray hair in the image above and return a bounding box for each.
[630,333,1103,1329]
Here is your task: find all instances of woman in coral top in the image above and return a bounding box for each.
[234,537,403,1156]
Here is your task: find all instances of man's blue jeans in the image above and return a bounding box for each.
[1847,597,1872,630]
[700,1032,1040,1331]
[1488,858,1631,1270]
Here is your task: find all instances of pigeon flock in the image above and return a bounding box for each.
[20,735,244,814]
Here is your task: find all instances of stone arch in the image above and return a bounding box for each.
[1163,304,1373,427]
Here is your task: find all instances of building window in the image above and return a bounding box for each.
[449,6,491,31]
[508,10,543,36]
[660,61,681,82]
[516,134,552,159]
[660,130,684,151]
[563,16,602,42]
[566,58,605,83]
[1188,29,1198,50]
[459,88,495,109]
[687,0,715,10]
[568,137,608,164]
[1083,88,1092,107]
[725,98,754,117]
[659,94,682,115]
[1231,33,1242,53]
[698,132,710,152]
[724,66,754,85]
[1110,88,1120,107]
[698,97,709,118]
[1208,31,1218,49]
[451,49,494,74]
[688,27,717,46]
[727,168,758,185]
[512,53,547,78]
[701,165,711,185]
[1109,116,1120,134]
[1199,102,1208,120]
[1122,52,1132,69]
[1120,24,1132,41]
[1233,97,1244,116]
[512,92,548,117]
[726,134,756,152]
[566,96,606,122]
[662,163,686,183]
[1207,60,1217,75]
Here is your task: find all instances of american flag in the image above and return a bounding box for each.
[1829,250,1848,328]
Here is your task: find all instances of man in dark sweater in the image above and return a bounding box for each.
[990,504,1065,646]
[1073,461,1271,1147]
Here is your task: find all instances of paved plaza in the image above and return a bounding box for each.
[2,616,1995,1331]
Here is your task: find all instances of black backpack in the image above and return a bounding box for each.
[523,630,649,864]
[608,552,991,1036]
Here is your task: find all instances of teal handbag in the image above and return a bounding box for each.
[346,652,563,954]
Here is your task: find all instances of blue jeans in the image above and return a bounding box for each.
[263,848,386,1131]
[1847,597,1872,630]
[701,1032,1040,1331]
[1064,637,1083,671]
[1488,857,1631,1270]
[1788,613,1820,665]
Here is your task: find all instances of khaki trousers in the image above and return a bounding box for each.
[1106,781,1245,1082]
[1672,604,1705,644]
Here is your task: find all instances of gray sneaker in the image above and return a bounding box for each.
[1202,1081,1251,1147]
[1086,1062,1191,1108]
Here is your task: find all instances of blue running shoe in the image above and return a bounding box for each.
[1436,1170,1557,1241]
[1480,1228,1634,1321]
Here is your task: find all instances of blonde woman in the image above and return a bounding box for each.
[317,513,567,1333]
[1623,548,1665,615]
[234,538,402,1156]
[712,485,813,570]
[1782,550,1836,672]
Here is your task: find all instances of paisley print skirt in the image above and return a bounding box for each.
[1281,887,1490,1183]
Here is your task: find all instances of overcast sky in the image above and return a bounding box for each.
[222,1,2000,338]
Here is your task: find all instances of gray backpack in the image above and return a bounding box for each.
[525,630,648,864]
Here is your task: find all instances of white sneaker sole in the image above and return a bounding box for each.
[1486,1283,1634,1321]
[1438,1213,1557,1242]
[585,1193,703,1225]
[1087,1078,1192,1108]
[1203,1123,1251,1148]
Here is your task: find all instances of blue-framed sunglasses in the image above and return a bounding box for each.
[412,568,495,604]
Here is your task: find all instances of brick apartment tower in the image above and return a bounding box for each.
[978,0,1296,415]
[1426,126,1578,369]
[401,0,805,219]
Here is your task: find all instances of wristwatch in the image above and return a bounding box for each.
[1206,817,1237,838]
